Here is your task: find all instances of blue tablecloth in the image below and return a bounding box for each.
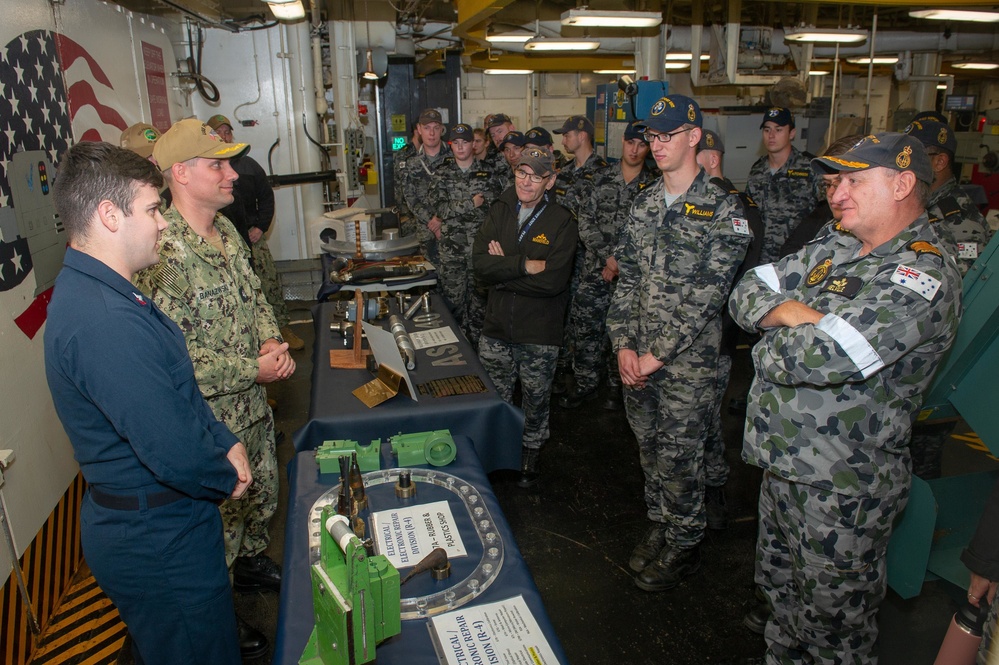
[294,296,524,473]
[272,436,567,665]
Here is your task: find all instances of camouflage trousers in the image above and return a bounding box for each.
[624,361,717,549]
[250,237,290,328]
[703,354,734,487]
[757,472,908,665]
[908,420,957,480]
[464,282,487,349]
[478,336,559,450]
[437,225,471,330]
[556,246,584,375]
[220,409,278,569]
[566,270,613,395]
[979,592,999,664]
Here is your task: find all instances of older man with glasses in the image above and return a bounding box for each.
[472,148,577,489]
[606,95,753,592]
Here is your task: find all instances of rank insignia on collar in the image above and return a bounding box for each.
[806,258,833,286]
[908,240,942,258]
[820,276,863,298]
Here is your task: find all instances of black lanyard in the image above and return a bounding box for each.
[516,193,549,244]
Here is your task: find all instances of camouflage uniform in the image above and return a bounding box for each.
[393,141,417,237]
[397,144,451,266]
[729,215,962,664]
[927,176,993,276]
[429,156,503,336]
[606,171,752,549]
[746,146,821,264]
[484,149,511,193]
[567,162,658,396]
[135,207,281,568]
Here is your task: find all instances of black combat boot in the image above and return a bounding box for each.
[629,524,667,572]
[705,484,729,530]
[518,446,541,488]
[634,545,701,592]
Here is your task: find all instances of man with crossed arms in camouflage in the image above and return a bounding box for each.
[729,133,962,664]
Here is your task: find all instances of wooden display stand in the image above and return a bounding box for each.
[329,289,371,369]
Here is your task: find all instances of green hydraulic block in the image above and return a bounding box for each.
[316,439,381,473]
[299,506,401,665]
[389,430,457,467]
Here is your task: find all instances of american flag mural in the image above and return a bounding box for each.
[0,29,127,337]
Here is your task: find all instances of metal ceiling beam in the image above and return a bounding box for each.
[453,0,518,40]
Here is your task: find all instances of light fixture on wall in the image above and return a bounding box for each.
[910,9,999,23]
[561,9,662,28]
[951,62,999,70]
[524,38,600,52]
[784,26,869,44]
[362,51,379,80]
[265,0,305,21]
[846,56,899,65]
[359,0,383,80]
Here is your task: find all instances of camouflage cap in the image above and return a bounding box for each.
[206,114,233,131]
[153,118,249,172]
[450,123,474,141]
[485,113,512,129]
[812,132,933,184]
[516,147,556,177]
[500,131,528,148]
[553,115,594,136]
[524,126,554,147]
[120,123,160,159]
[760,107,794,129]
[418,108,443,125]
[623,121,647,142]
[698,129,725,153]
[904,119,957,156]
[911,110,948,125]
[636,95,703,134]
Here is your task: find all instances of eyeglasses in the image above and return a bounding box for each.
[643,128,693,144]
[514,169,548,183]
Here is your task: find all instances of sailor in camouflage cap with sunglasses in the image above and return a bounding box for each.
[729,132,962,664]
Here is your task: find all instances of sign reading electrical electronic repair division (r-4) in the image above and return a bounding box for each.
[371,500,466,569]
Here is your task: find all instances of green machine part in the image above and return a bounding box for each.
[316,439,381,473]
[299,506,401,665]
[389,430,457,467]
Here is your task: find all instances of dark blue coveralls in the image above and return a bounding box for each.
[44,248,241,665]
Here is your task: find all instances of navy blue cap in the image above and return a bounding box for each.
[698,129,725,153]
[636,95,703,134]
[904,119,956,155]
[623,121,647,142]
[760,107,794,129]
[911,110,948,125]
[450,123,474,141]
[553,115,595,136]
[500,131,527,148]
[812,132,933,185]
[485,113,512,129]
[524,127,554,147]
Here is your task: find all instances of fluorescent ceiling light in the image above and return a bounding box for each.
[937,84,949,89]
[665,52,711,61]
[484,69,534,75]
[561,9,662,28]
[910,9,999,23]
[663,62,691,70]
[846,56,899,65]
[594,69,637,74]
[808,70,831,76]
[784,27,869,44]
[266,0,304,20]
[485,33,534,43]
[524,38,600,52]
[952,62,999,70]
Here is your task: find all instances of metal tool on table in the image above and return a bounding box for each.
[388,315,416,370]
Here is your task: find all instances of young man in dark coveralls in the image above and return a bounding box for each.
[44,141,252,665]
